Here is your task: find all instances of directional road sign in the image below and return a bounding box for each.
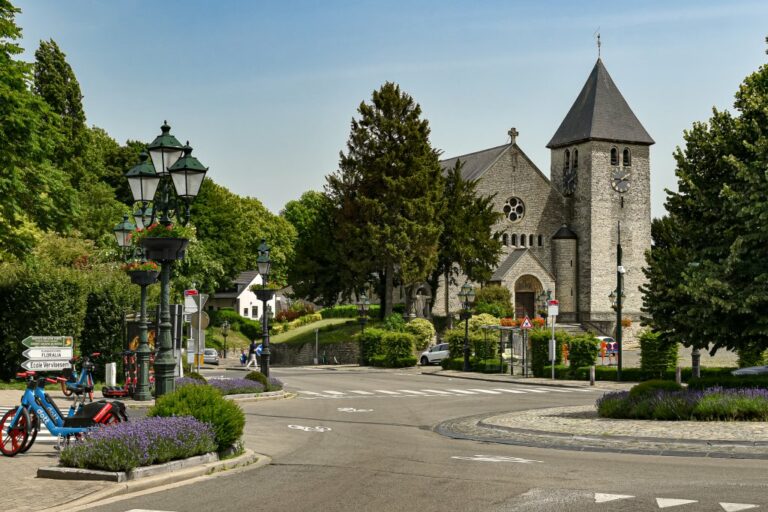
[21,336,73,348]
[21,360,72,371]
[22,347,73,360]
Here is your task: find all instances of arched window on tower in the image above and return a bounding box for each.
[610,147,618,166]
[623,148,631,166]
[520,234,526,247]
[502,233,508,246]
[511,234,518,246]
[564,149,570,171]
[538,235,543,246]
[529,234,534,246]
[573,149,579,170]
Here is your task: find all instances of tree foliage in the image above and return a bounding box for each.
[642,49,768,357]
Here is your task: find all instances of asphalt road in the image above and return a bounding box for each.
[83,367,768,512]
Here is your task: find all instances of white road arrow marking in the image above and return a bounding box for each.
[337,407,373,413]
[349,390,374,395]
[288,425,332,432]
[451,455,542,463]
[398,389,428,395]
[421,389,454,395]
[656,498,698,508]
[375,390,400,395]
[720,503,759,511]
[595,493,635,503]
[447,389,477,394]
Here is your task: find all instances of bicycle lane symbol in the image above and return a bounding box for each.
[288,425,332,432]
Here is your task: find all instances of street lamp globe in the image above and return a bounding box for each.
[125,151,161,205]
[147,121,184,176]
[357,293,370,315]
[113,214,136,248]
[168,143,208,199]
[133,206,153,230]
[256,239,271,278]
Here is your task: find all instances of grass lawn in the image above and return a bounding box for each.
[272,318,367,347]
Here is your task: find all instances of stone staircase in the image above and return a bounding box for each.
[554,323,592,337]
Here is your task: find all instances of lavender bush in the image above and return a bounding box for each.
[208,378,264,395]
[597,386,768,421]
[59,416,216,472]
[268,376,284,391]
[175,377,206,388]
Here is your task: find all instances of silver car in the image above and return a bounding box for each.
[203,348,219,365]
[420,343,450,366]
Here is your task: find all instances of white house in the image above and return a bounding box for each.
[209,270,278,322]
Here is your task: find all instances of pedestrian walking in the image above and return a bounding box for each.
[240,348,247,366]
[245,340,259,369]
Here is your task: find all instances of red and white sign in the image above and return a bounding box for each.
[184,289,199,296]
[184,289,199,314]
[547,299,559,317]
[520,316,533,330]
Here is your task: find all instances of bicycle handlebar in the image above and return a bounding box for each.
[16,371,36,378]
[44,377,58,384]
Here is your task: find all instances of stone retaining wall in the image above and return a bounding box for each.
[270,342,360,365]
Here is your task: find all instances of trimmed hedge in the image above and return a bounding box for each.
[687,374,768,391]
[210,308,262,340]
[543,365,736,383]
[381,331,415,366]
[369,355,417,368]
[530,329,566,377]
[628,379,683,399]
[639,330,678,378]
[568,334,599,370]
[320,304,381,319]
[440,357,507,373]
[443,328,484,359]
[359,328,386,365]
[404,318,435,351]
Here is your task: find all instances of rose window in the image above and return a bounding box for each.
[503,197,525,222]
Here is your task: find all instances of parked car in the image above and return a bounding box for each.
[203,348,219,365]
[420,343,450,366]
[732,366,768,376]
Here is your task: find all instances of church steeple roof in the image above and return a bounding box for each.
[546,59,654,149]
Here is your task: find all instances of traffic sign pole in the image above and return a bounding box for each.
[548,300,559,380]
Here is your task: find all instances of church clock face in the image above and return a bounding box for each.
[562,169,576,196]
[611,168,630,193]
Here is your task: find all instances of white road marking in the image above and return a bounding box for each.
[595,493,635,503]
[421,389,455,395]
[521,388,548,393]
[349,390,374,395]
[492,388,526,394]
[337,407,373,413]
[467,389,502,395]
[451,454,542,463]
[398,389,428,395]
[447,389,478,395]
[720,504,760,512]
[374,390,401,395]
[535,387,572,393]
[288,424,332,432]
[322,391,346,395]
[125,509,177,512]
[298,391,324,396]
[656,498,698,508]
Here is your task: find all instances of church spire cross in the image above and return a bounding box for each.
[596,31,601,58]
[508,127,519,145]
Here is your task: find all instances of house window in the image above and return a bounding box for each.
[538,235,543,246]
[502,233,508,246]
[528,234,534,246]
[610,147,618,166]
[243,308,248,317]
[623,148,631,166]
[512,234,518,246]
[564,149,570,171]
[573,149,579,169]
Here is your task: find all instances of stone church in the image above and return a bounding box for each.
[434,58,653,337]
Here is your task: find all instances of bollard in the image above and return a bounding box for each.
[105,362,117,387]
[589,365,595,386]
[675,366,682,385]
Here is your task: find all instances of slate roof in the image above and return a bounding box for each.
[234,270,259,286]
[552,224,577,240]
[490,250,525,281]
[547,59,654,149]
[440,144,511,182]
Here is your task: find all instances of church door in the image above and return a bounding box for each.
[515,292,535,318]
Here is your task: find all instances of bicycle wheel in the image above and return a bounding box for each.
[19,410,39,453]
[0,407,30,457]
[61,380,73,397]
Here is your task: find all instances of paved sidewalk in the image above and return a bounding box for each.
[419,368,635,391]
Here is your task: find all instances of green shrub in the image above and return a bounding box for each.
[543,365,572,379]
[687,373,768,391]
[628,379,683,400]
[244,371,268,387]
[148,385,245,452]
[319,304,381,319]
[381,331,415,366]
[359,328,386,365]
[186,372,208,383]
[369,354,387,367]
[639,330,678,378]
[736,345,768,368]
[473,358,508,373]
[568,334,599,370]
[440,357,464,371]
[596,393,633,418]
[692,392,768,421]
[471,332,499,360]
[404,318,435,351]
[468,313,500,332]
[210,308,263,340]
[530,329,567,377]
[474,285,513,318]
[383,313,406,332]
[443,328,484,359]
[369,354,416,368]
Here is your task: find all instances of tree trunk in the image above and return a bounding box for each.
[384,261,394,317]
[445,270,453,330]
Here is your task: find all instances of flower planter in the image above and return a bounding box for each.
[141,237,189,261]
[128,270,160,286]
[254,288,277,301]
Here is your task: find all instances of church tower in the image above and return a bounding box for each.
[546,59,653,330]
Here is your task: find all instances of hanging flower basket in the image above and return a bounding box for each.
[141,237,189,261]
[253,288,278,302]
[128,270,160,286]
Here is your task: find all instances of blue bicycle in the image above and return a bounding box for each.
[1,371,126,457]
[60,352,98,401]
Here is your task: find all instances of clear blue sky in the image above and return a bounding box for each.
[15,0,768,218]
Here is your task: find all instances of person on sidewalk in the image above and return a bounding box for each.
[245,341,259,369]
[240,348,247,366]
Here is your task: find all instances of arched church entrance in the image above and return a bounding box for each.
[514,274,544,318]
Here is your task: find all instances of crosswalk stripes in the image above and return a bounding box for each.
[0,406,57,443]
[295,384,599,399]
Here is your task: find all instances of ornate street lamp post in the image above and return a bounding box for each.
[221,320,230,360]
[357,293,370,366]
[457,283,475,372]
[113,215,158,401]
[609,281,626,381]
[254,239,275,377]
[124,122,208,397]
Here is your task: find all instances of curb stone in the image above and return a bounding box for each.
[38,448,269,512]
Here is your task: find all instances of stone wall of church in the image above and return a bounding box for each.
[552,236,577,321]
